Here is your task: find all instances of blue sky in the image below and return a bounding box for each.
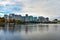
[0,0,60,19]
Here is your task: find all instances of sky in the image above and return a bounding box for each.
[0,0,60,18]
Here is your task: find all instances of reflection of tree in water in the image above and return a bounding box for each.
[0,23,5,29]
[4,24,22,33]
[4,23,15,33]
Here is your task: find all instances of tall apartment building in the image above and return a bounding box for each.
[38,16,46,22]
[4,14,49,22]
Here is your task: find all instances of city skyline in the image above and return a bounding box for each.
[4,14,49,22]
[0,0,60,19]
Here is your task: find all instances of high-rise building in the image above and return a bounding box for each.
[22,16,25,21]
[4,14,49,22]
[38,16,46,22]
[33,17,37,22]
[4,15,8,19]
[9,14,22,21]
[45,17,49,22]
[26,14,28,17]
[9,14,15,20]
[29,16,33,21]
[25,14,29,22]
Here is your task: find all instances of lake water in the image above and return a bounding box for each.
[0,24,60,40]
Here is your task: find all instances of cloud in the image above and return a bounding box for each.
[20,0,60,17]
[0,0,60,18]
[0,0,23,15]
[0,13,4,17]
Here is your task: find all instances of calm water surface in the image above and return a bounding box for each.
[0,24,60,40]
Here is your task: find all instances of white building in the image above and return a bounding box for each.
[25,14,29,22]
[4,14,49,22]
[4,15,8,19]
[4,14,22,21]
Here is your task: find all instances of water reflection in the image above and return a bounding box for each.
[0,24,59,40]
[0,24,57,33]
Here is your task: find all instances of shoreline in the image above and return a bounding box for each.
[0,22,58,24]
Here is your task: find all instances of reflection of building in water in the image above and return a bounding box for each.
[24,24,34,33]
[53,25,58,31]
[4,24,50,33]
[33,26,37,32]
[25,26,28,33]
[4,24,59,34]
[4,23,15,32]
[38,25,49,32]
[0,24,58,34]
[23,24,49,33]
[4,24,22,32]
[14,25,21,32]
